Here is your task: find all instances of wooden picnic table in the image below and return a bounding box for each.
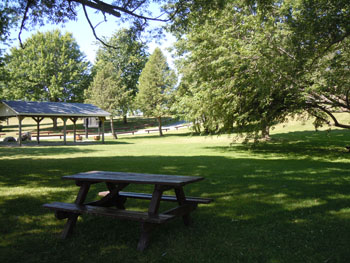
[43,171,212,251]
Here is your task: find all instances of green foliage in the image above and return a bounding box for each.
[0,1,16,55]
[172,0,350,136]
[0,1,18,96]
[174,3,298,136]
[136,48,177,131]
[85,61,132,117]
[2,29,91,102]
[93,28,148,118]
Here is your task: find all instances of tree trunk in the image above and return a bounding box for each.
[110,117,117,139]
[158,116,163,136]
[193,119,201,134]
[51,117,58,130]
[123,115,127,124]
[261,125,271,140]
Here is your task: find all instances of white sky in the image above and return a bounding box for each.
[6,5,176,66]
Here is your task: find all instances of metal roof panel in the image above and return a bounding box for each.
[1,101,110,117]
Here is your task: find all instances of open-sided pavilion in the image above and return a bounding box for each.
[0,100,110,146]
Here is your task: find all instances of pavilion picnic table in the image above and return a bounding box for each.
[43,171,212,251]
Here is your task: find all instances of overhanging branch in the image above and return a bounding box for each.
[82,4,116,49]
[74,0,121,17]
[18,0,34,48]
[73,0,170,22]
[310,103,350,129]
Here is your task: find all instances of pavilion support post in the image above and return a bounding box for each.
[100,117,105,144]
[32,117,44,145]
[70,118,78,143]
[18,116,24,146]
[62,117,67,145]
[84,118,89,139]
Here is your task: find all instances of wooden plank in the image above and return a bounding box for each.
[98,191,213,204]
[63,171,204,186]
[43,202,175,224]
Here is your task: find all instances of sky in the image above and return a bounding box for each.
[6,4,176,66]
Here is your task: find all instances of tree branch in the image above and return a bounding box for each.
[310,103,350,129]
[74,0,170,22]
[18,0,34,48]
[74,0,121,17]
[276,46,296,60]
[130,0,147,13]
[82,4,116,49]
[67,0,77,16]
[309,32,350,69]
[309,91,349,110]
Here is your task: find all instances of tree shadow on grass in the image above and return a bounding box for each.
[1,150,350,262]
[206,129,350,160]
[121,131,199,140]
[0,140,132,157]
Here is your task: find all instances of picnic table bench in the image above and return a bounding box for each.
[43,171,212,251]
[0,133,5,137]
[115,130,137,135]
[145,128,170,134]
[17,131,55,135]
[174,125,185,130]
[34,130,55,135]
[31,133,64,139]
[62,129,95,133]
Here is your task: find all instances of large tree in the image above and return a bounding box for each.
[2,29,91,128]
[94,28,148,123]
[136,48,176,136]
[173,3,298,137]
[3,29,91,102]
[85,61,131,138]
[172,0,350,137]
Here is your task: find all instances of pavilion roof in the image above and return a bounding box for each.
[0,101,110,118]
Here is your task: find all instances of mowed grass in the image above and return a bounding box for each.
[1,122,350,263]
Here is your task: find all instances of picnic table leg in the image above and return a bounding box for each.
[60,182,90,239]
[137,185,164,251]
[137,223,154,251]
[106,183,128,209]
[175,187,192,226]
[85,183,129,209]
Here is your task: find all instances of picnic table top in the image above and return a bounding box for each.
[63,171,204,186]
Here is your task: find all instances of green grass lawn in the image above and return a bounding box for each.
[1,124,350,263]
